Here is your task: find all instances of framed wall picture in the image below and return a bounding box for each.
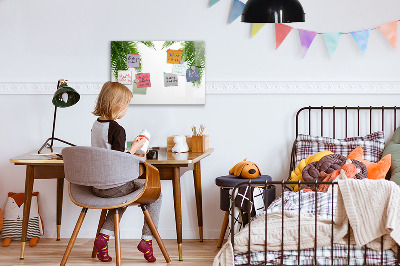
[111,41,205,105]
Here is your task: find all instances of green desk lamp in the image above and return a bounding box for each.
[38,79,80,154]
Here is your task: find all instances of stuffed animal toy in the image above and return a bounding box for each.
[348,146,391,180]
[0,208,3,232]
[172,135,189,153]
[229,159,261,179]
[1,192,44,247]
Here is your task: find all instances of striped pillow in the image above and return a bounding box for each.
[294,131,385,166]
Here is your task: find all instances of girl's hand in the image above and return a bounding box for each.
[129,137,147,155]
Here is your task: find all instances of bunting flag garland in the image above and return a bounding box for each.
[209,0,220,7]
[275,23,293,49]
[298,30,317,58]
[323,33,341,58]
[351,29,370,55]
[209,4,400,58]
[229,0,245,24]
[378,21,398,50]
[251,23,266,38]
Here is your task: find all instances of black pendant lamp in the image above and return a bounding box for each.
[242,0,305,23]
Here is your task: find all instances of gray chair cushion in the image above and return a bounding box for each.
[69,180,145,208]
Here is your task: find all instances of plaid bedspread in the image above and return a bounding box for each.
[234,191,397,265]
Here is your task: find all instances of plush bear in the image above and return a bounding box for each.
[229,159,261,179]
[1,192,44,247]
[172,135,189,153]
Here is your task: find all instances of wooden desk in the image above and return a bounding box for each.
[10,147,213,261]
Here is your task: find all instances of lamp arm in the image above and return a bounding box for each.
[50,105,57,148]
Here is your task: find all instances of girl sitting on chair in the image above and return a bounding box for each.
[91,81,162,263]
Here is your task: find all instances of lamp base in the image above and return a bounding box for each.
[38,137,76,154]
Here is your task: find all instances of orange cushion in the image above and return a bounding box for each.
[348,146,391,180]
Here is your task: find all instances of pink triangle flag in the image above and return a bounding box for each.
[298,29,318,58]
[275,24,293,49]
[378,21,398,50]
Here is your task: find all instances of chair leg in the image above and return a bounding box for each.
[60,208,88,266]
[141,205,171,263]
[114,209,121,266]
[91,209,108,258]
[217,211,230,248]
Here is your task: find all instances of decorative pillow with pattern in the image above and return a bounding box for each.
[294,131,385,167]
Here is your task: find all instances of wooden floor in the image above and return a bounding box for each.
[0,239,221,265]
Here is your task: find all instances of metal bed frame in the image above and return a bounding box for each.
[230,106,400,266]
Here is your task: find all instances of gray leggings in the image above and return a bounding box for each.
[92,180,162,240]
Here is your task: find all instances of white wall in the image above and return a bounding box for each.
[1,0,400,240]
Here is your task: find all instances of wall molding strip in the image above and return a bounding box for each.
[0,81,399,95]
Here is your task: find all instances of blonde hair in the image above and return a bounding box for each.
[93,82,133,120]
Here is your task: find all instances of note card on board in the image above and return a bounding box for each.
[127,53,140,68]
[136,73,151,88]
[164,73,178,87]
[118,70,132,84]
[186,67,200,82]
[172,63,187,76]
[167,49,182,64]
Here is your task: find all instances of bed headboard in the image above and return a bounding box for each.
[290,106,400,179]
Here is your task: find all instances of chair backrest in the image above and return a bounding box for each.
[62,146,145,187]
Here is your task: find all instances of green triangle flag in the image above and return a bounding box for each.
[251,23,266,38]
[209,0,220,7]
[323,33,341,58]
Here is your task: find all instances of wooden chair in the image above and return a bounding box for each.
[60,146,171,265]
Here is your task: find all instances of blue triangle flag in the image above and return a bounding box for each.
[229,0,245,23]
[209,0,220,7]
[323,33,341,58]
[351,29,371,55]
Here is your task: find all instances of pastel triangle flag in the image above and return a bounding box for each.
[229,0,245,24]
[351,29,370,55]
[275,23,293,49]
[298,29,317,58]
[209,0,220,7]
[251,23,266,38]
[378,21,397,50]
[323,33,341,58]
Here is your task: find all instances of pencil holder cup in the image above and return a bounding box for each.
[191,135,209,153]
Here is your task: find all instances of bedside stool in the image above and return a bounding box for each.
[215,175,275,248]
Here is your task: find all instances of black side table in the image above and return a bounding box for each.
[215,175,275,248]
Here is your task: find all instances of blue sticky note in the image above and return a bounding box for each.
[186,67,200,82]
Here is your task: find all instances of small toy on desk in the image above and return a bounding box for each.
[1,192,44,247]
[172,135,189,153]
[229,159,261,179]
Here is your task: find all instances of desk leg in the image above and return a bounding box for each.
[20,165,34,259]
[56,178,64,241]
[193,161,203,242]
[172,167,183,261]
